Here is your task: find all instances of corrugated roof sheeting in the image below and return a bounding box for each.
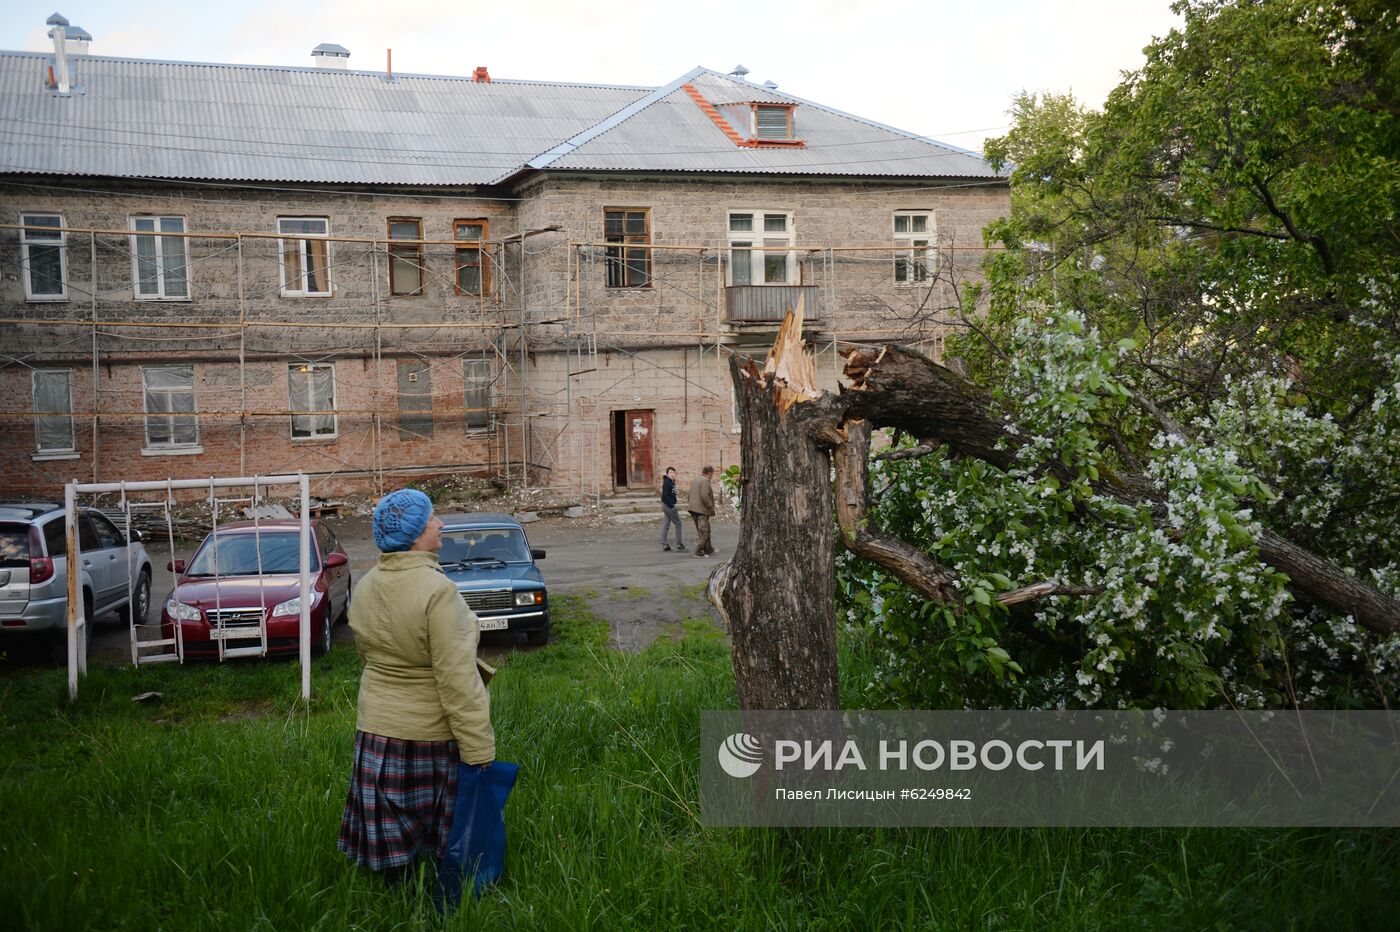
[0,55,1003,185]
[690,72,789,104]
[0,53,647,184]
[546,77,1002,178]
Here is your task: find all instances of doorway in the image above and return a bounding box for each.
[611,409,654,489]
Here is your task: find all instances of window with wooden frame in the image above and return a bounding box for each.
[277,217,331,296]
[893,210,936,284]
[454,219,490,295]
[387,218,424,296]
[727,210,796,285]
[604,208,651,288]
[20,213,67,301]
[129,216,190,300]
[753,104,796,141]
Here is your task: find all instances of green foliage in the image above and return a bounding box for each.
[836,0,1400,711]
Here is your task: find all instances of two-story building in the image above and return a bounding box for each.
[0,15,1009,499]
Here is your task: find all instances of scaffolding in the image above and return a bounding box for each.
[2,219,997,500]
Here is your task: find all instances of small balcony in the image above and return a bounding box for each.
[724,285,824,325]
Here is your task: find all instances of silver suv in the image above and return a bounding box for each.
[0,502,154,638]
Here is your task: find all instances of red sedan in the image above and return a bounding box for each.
[161,519,352,658]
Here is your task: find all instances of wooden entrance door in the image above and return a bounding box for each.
[612,409,654,487]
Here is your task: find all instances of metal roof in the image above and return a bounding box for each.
[0,53,1004,185]
[537,68,1003,179]
[0,52,649,185]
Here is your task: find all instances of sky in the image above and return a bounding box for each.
[0,0,1182,153]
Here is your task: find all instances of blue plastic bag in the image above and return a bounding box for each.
[435,760,519,912]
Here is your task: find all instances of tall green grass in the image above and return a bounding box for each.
[1,596,1396,930]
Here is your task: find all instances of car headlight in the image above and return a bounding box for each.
[271,596,303,618]
[514,591,544,606]
[165,599,201,621]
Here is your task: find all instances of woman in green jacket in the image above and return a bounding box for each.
[338,488,495,876]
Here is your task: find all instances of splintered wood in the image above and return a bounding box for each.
[758,297,821,413]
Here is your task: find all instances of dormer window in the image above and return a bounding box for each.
[754,105,795,141]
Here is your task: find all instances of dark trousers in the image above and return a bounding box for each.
[689,512,714,555]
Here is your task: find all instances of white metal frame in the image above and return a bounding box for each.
[128,215,191,300]
[276,216,333,296]
[726,209,796,285]
[893,209,937,285]
[20,212,68,301]
[64,473,314,702]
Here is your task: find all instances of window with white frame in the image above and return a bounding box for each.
[130,216,190,299]
[32,369,74,454]
[20,213,67,300]
[142,366,198,448]
[893,210,936,284]
[727,210,795,285]
[288,364,337,439]
[278,217,331,296]
[464,357,493,430]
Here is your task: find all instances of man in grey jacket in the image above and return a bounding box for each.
[687,465,717,557]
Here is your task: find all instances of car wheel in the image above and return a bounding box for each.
[117,570,151,626]
[526,625,550,647]
[313,613,333,658]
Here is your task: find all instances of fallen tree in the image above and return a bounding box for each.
[712,305,1400,710]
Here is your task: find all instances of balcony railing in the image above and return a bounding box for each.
[725,285,823,324]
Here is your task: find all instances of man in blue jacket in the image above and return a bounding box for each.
[659,467,685,551]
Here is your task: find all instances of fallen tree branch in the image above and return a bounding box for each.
[841,343,1400,634]
[996,581,1104,606]
[874,442,940,462]
[832,420,962,603]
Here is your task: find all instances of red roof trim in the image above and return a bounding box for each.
[681,83,806,149]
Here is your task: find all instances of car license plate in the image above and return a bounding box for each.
[478,617,509,631]
[210,628,260,640]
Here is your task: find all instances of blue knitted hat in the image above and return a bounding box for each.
[373,489,433,552]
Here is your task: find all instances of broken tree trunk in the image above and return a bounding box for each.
[710,305,843,710]
[842,344,1400,634]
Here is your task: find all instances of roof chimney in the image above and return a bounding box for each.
[311,43,350,69]
[472,66,491,83]
[46,12,69,94]
[729,64,749,80]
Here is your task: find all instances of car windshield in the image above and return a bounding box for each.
[185,531,318,576]
[438,527,531,565]
[0,523,28,568]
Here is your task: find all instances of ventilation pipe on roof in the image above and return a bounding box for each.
[729,64,749,80]
[46,12,69,94]
[312,43,350,68]
[473,66,490,83]
[64,25,91,55]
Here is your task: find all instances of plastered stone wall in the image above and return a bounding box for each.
[1,174,1005,497]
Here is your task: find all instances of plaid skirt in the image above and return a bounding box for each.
[338,731,460,872]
